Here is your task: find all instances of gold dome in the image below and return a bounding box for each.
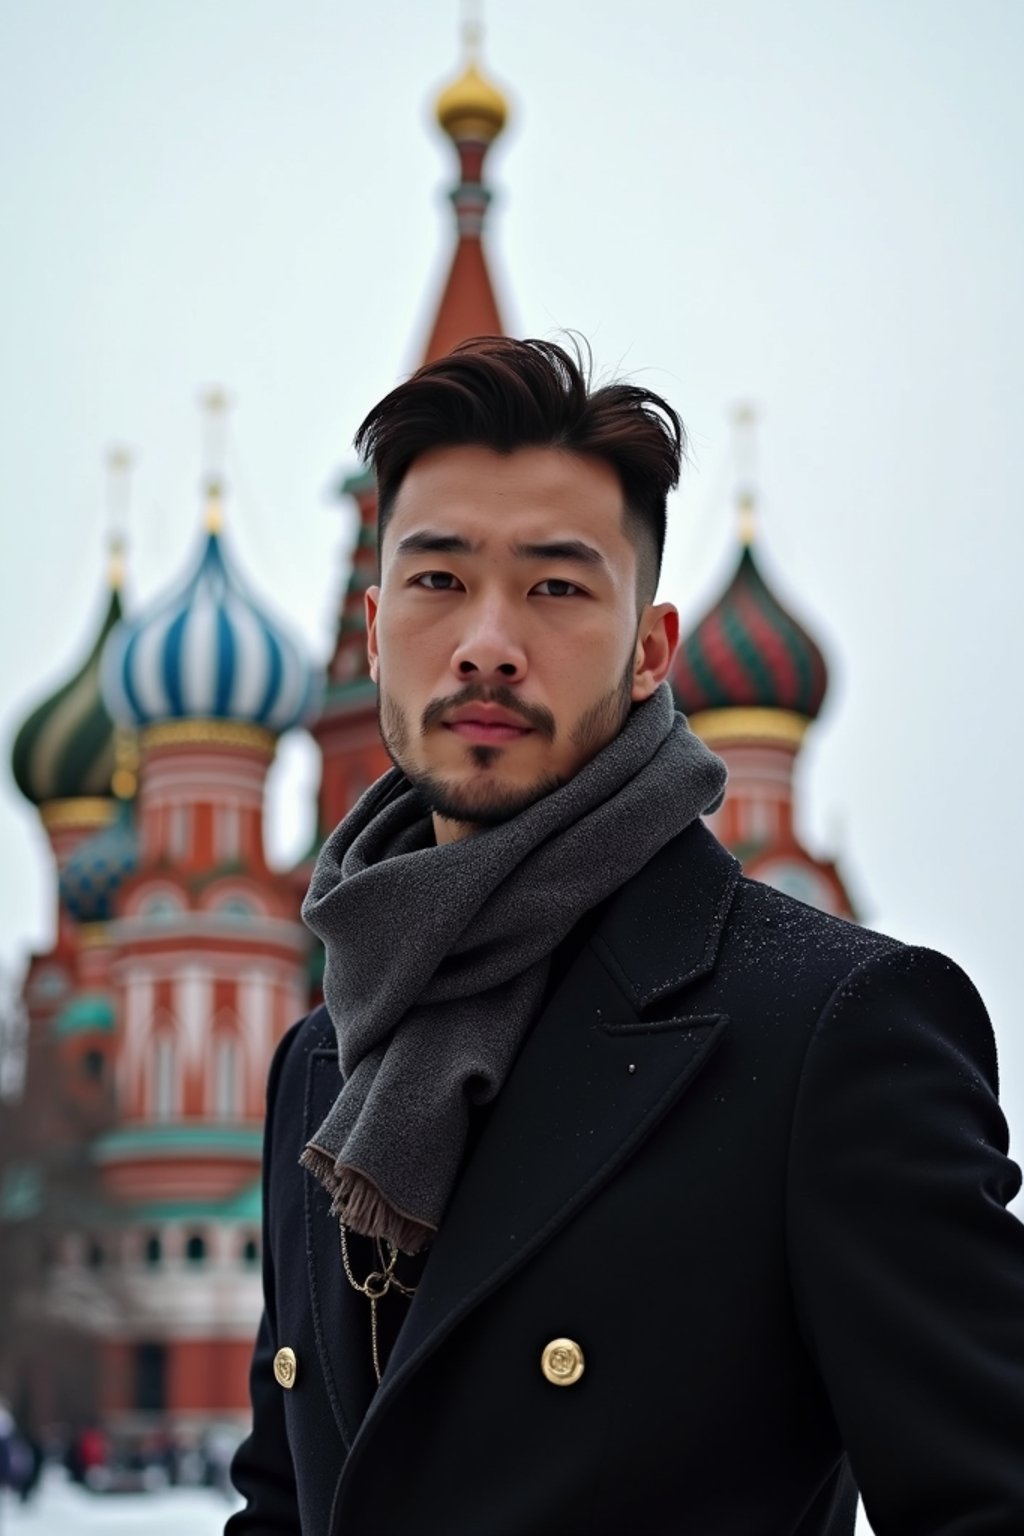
[435,59,508,144]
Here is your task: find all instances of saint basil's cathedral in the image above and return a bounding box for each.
[1,41,857,1437]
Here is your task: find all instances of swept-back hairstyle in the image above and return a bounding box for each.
[353,335,686,606]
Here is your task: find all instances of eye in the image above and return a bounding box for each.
[533,578,584,598]
[412,571,464,591]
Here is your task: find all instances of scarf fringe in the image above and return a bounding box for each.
[299,1146,434,1256]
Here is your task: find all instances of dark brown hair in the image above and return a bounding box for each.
[353,335,686,606]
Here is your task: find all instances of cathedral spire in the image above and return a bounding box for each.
[423,18,510,361]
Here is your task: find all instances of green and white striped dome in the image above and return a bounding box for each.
[11,584,123,808]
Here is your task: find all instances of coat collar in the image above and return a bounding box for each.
[331,819,741,1517]
[589,817,742,1009]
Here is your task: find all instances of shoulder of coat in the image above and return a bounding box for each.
[731,872,904,973]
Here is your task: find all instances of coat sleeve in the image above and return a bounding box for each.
[786,944,1024,1535]
[226,1019,304,1535]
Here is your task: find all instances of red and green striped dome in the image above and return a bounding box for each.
[671,542,828,721]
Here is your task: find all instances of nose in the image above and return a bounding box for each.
[450,599,527,684]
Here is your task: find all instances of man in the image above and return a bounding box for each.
[228,337,1024,1535]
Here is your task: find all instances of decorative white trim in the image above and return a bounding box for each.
[107,915,307,953]
[744,797,777,843]
[238,973,272,1109]
[124,881,187,920]
[200,879,269,919]
[167,804,190,860]
[150,1031,178,1120]
[121,972,153,1108]
[176,967,212,1072]
[209,1023,242,1120]
[114,953,301,988]
[143,761,268,797]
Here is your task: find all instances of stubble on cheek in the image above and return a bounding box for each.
[378,686,409,764]
[568,650,636,759]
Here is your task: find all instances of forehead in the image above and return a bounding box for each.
[385,444,629,553]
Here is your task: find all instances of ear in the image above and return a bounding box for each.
[365,586,381,684]
[631,602,679,702]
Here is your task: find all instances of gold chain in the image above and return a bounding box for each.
[338,1221,417,1383]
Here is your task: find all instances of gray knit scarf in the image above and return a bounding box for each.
[299,682,727,1254]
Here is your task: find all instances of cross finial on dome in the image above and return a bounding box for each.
[200,386,231,531]
[107,533,126,591]
[731,401,759,545]
[463,0,482,49]
[105,447,132,589]
[462,0,482,57]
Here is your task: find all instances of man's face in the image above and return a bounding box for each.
[366,444,678,840]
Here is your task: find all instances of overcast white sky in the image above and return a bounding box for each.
[2,0,1022,1221]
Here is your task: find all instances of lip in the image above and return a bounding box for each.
[448,721,532,743]
[444,704,534,743]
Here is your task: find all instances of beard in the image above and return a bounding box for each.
[376,653,636,831]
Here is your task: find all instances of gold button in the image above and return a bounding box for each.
[541,1337,585,1386]
[273,1347,298,1389]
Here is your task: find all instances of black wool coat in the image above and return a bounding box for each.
[227,820,1024,1536]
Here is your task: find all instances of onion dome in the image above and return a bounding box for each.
[671,530,829,724]
[100,509,317,735]
[435,55,508,144]
[11,548,124,809]
[59,796,138,924]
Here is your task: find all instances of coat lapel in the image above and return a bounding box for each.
[351,821,740,1444]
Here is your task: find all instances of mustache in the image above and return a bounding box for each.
[421,684,557,741]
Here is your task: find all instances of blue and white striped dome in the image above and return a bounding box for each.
[100,528,318,734]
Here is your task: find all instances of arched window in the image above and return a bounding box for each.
[241,1234,259,1267]
[184,1233,206,1265]
[137,893,183,920]
[82,1049,104,1082]
[86,1239,104,1270]
[144,1233,162,1267]
[213,1036,241,1120]
[151,1036,177,1120]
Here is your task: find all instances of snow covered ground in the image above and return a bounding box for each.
[1,1465,875,1532]
[0,1466,242,1533]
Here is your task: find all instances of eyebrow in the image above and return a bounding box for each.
[394,530,610,572]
